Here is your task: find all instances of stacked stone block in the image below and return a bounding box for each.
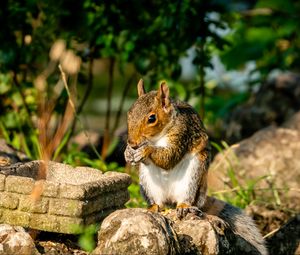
[0,161,131,234]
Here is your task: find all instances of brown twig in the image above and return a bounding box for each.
[46,65,76,155]
[263,227,280,239]
[32,66,76,200]
[69,47,95,137]
[102,57,115,160]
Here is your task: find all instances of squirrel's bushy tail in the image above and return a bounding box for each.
[219,203,268,255]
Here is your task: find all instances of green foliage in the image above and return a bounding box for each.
[81,0,231,88]
[72,224,98,252]
[0,0,235,160]
[0,74,40,158]
[1,0,297,216]
[126,183,148,208]
[221,0,300,78]
[62,143,123,172]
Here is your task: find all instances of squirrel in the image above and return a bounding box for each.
[125,79,210,217]
[125,79,268,255]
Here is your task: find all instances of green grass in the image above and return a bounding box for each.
[210,141,282,209]
[126,183,147,208]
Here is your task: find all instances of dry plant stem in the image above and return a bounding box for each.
[112,73,136,135]
[31,163,47,201]
[35,81,52,200]
[36,86,49,160]
[59,61,102,161]
[263,227,280,239]
[33,66,76,200]
[46,66,76,155]
[47,100,74,154]
[102,57,115,160]
[58,65,76,111]
[70,49,94,136]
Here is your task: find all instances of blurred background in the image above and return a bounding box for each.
[2,2,300,252]
[1,0,300,206]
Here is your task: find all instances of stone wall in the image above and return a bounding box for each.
[0,161,131,234]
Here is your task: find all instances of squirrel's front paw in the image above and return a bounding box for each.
[125,144,150,164]
[132,145,147,163]
[124,145,135,164]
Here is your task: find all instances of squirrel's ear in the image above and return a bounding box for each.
[158,81,170,109]
[137,79,145,97]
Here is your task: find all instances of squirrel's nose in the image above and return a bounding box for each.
[127,139,139,149]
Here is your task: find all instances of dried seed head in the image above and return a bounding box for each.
[60,50,81,74]
[24,35,32,45]
[49,39,66,61]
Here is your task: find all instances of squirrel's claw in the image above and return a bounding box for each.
[176,205,204,220]
[147,204,160,213]
[125,144,149,164]
[132,146,146,163]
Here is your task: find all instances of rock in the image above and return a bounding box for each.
[165,208,266,255]
[266,214,300,255]
[282,110,300,130]
[208,125,300,210]
[245,204,291,236]
[93,208,180,255]
[0,224,39,255]
[93,208,266,255]
[224,72,300,143]
[165,210,229,254]
[0,139,29,166]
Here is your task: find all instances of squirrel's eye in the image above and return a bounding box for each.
[148,114,157,124]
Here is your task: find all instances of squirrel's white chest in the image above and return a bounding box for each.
[139,153,200,207]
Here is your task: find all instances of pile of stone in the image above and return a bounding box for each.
[0,160,131,234]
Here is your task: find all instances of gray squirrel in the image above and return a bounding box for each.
[125,79,268,255]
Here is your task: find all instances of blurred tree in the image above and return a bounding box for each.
[221,0,300,80]
[81,0,232,157]
[0,0,254,161]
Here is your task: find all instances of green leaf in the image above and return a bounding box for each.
[53,129,72,161]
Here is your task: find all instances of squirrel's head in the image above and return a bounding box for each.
[127,79,175,148]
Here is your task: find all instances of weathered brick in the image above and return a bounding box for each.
[83,173,132,198]
[5,176,34,194]
[29,213,83,234]
[0,192,19,209]
[57,216,83,234]
[29,214,84,234]
[33,180,59,197]
[83,190,130,215]
[0,209,30,227]
[49,198,85,217]
[59,183,85,199]
[29,214,60,232]
[43,180,59,197]
[19,195,49,213]
[0,174,5,191]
